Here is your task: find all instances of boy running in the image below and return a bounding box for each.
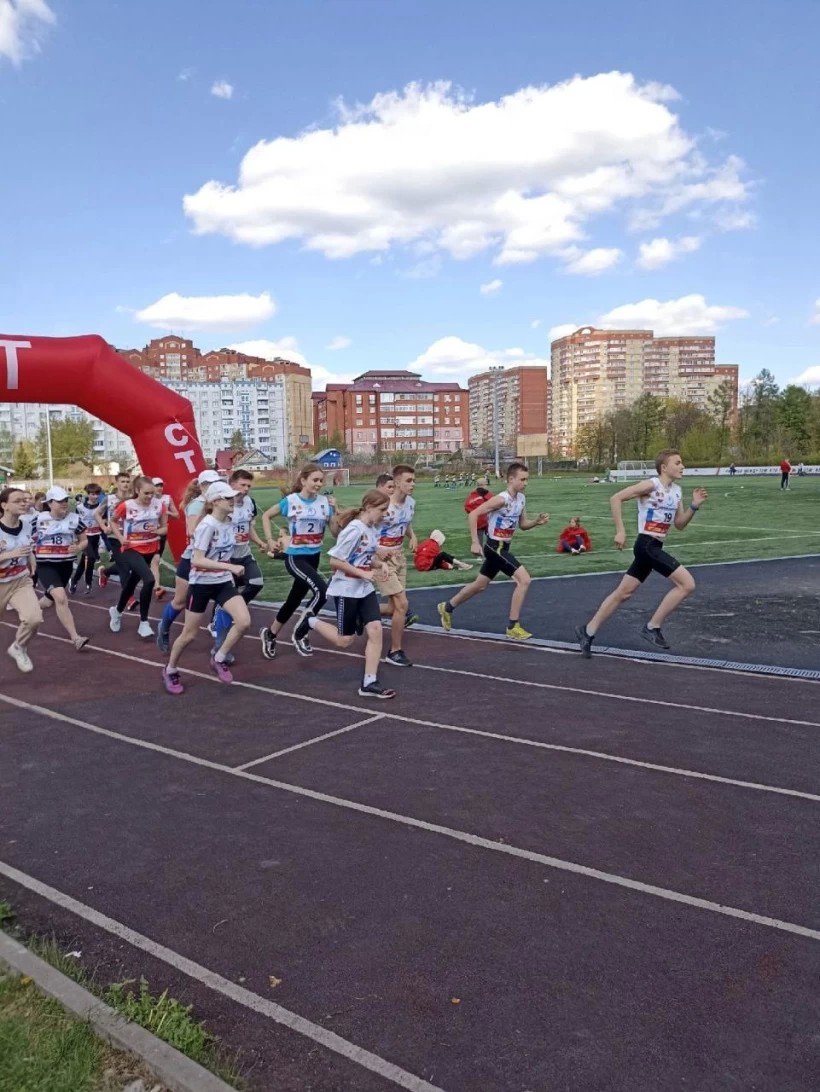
[437,462,548,640]
[576,449,707,657]
[377,465,417,667]
[210,469,267,659]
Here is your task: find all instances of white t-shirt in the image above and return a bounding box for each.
[638,477,682,540]
[230,494,257,559]
[378,495,415,551]
[181,497,206,560]
[189,514,236,585]
[0,520,33,583]
[486,490,525,542]
[32,512,85,560]
[328,519,380,599]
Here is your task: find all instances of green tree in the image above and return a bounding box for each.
[229,429,246,451]
[632,394,665,460]
[37,419,95,472]
[778,385,812,453]
[0,426,14,467]
[707,379,736,465]
[12,440,39,478]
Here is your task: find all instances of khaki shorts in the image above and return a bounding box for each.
[379,549,407,598]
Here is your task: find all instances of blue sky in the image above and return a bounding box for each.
[3,0,819,388]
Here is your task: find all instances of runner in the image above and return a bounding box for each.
[108,476,167,638]
[96,471,131,588]
[70,483,104,595]
[576,449,707,656]
[377,464,418,667]
[375,473,395,497]
[259,463,339,659]
[162,482,250,694]
[32,486,90,651]
[150,476,179,599]
[156,470,220,652]
[0,487,43,671]
[437,462,548,641]
[302,489,395,698]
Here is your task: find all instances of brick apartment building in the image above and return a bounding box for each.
[468,366,550,454]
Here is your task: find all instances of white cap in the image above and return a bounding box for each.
[430,529,446,545]
[151,476,164,486]
[205,482,239,502]
[45,486,69,503]
[197,469,221,485]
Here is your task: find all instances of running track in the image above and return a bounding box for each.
[1,581,819,1090]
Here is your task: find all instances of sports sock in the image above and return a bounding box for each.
[363,673,377,687]
[508,619,517,629]
[214,607,232,642]
[307,615,318,629]
[161,603,181,629]
[445,601,454,613]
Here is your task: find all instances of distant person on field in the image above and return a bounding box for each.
[797,461,805,477]
[729,463,737,476]
[414,530,473,572]
[576,449,707,657]
[464,476,494,547]
[780,457,791,490]
[557,516,591,555]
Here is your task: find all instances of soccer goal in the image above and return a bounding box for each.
[322,468,350,490]
[608,459,655,483]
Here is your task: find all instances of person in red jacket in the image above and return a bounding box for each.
[557,516,592,554]
[464,477,494,545]
[414,530,473,572]
[779,458,791,490]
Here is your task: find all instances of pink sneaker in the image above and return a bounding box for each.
[210,655,233,684]
[163,667,184,695]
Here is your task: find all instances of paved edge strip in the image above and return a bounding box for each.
[0,929,235,1092]
[0,863,448,1092]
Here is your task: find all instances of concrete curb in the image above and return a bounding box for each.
[0,930,237,1092]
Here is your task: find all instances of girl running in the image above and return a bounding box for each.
[162,482,250,694]
[0,487,43,672]
[259,463,340,659]
[70,483,104,594]
[32,487,90,651]
[156,469,221,653]
[302,490,394,699]
[150,476,179,599]
[108,477,167,638]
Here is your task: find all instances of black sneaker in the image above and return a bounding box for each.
[68,580,78,595]
[386,649,412,668]
[292,613,313,657]
[358,680,396,699]
[575,624,594,659]
[641,624,671,649]
[404,610,419,628]
[260,626,277,659]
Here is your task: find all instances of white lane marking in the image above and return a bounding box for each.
[0,858,447,1092]
[235,715,384,771]
[2,693,820,944]
[8,625,820,805]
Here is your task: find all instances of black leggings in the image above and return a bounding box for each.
[117,550,156,621]
[275,553,327,625]
[104,539,128,581]
[430,550,456,570]
[72,536,101,587]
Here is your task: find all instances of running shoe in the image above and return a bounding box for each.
[506,622,532,641]
[137,621,154,639]
[210,654,234,683]
[437,602,452,631]
[7,642,33,673]
[260,626,277,659]
[292,614,313,657]
[358,680,396,699]
[207,620,218,639]
[640,624,671,650]
[163,667,184,695]
[154,586,166,600]
[68,580,78,595]
[73,636,90,652]
[98,568,108,589]
[385,649,412,668]
[575,624,594,659]
[109,606,122,633]
[156,625,170,653]
[404,609,419,628]
[126,597,138,612]
[83,585,92,596]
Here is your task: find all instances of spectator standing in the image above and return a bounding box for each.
[780,457,792,490]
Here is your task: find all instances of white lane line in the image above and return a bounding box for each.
[235,715,384,771]
[0,859,447,1092]
[7,625,820,804]
[3,693,820,944]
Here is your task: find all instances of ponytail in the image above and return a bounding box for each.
[286,462,324,497]
[181,478,202,509]
[336,488,390,530]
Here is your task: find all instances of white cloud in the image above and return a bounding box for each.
[562,246,622,275]
[228,337,305,364]
[763,316,780,327]
[326,335,352,351]
[811,299,820,326]
[136,292,275,332]
[636,235,701,269]
[408,336,550,380]
[480,278,503,296]
[211,80,234,100]
[184,74,751,267]
[548,323,580,342]
[530,319,542,329]
[598,293,748,336]
[178,67,195,82]
[791,366,820,386]
[0,0,55,65]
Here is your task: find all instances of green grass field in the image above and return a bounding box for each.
[240,473,820,601]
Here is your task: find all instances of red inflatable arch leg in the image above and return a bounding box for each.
[0,334,206,560]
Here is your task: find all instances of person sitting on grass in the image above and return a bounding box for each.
[557,516,592,555]
[414,529,474,572]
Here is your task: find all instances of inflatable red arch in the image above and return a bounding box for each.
[0,334,206,559]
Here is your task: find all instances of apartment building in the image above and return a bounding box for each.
[468,366,550,452]
[0,401,135,471]
[550,327,739,454]
[312,370,469,458]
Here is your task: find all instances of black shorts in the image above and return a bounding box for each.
[175,556,191,582]
[334,592,381,636]
[158,534,168,556]
[186,580,241,614]
[231,553,263,585]
[35,559,74,593]
[480,539,521,580]
[626,534,681,583]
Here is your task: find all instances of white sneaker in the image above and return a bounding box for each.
[109,606,122,633]
[137,621,154,639]
[7,642,33,673]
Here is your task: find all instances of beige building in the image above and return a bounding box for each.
[550,327,738,454]
[468,366,549,452]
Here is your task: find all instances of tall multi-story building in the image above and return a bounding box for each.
[0,401,136,473]
[550,327,739,454]
[312,370,469,458]
[468,366,550,453]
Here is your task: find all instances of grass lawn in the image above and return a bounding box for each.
[239,473,820,601]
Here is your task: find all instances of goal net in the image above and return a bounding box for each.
[608,459,656,483]
[322,468,350,490]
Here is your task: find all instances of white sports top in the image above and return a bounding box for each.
[486,490,525,542]
[189,514,236,585]
[638,477,682,539]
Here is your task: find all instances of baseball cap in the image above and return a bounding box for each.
[197,470,221,485]
[45,486,69,503]
[205,482,239,502]
[151,476,164,486]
